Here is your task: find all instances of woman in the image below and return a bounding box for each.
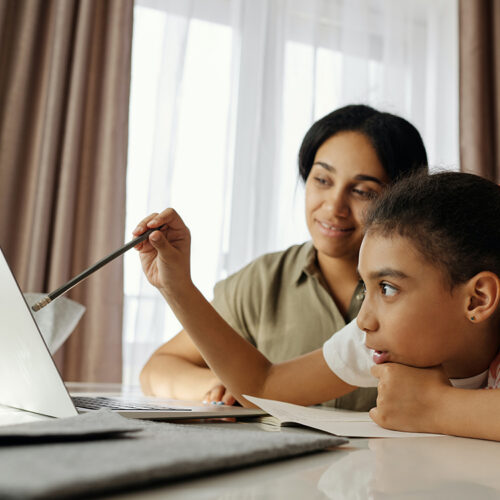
[139,104,428,411]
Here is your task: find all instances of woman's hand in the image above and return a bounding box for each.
[133,208,192,295]
[369,363,451,434]
[203,383,237,406]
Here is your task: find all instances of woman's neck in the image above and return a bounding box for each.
[316,251,360,318]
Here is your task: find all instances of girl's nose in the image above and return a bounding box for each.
[356,298,378,334]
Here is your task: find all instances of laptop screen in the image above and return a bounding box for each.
[0,249,77,418]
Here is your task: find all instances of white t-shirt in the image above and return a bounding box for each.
[322,319,488,390]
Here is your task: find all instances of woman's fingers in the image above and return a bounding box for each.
[222,392,236,406]
[203,384,233,405]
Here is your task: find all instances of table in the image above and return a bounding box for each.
[2,383,500,499]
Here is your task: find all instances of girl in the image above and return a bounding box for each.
[135,171,500,440]
[139,104,428,411]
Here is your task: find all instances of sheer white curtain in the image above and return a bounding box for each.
[124,0,458,385]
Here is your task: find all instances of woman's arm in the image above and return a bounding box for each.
[370,363,500,441]
[140,329,220,400]
[134,209,356,407]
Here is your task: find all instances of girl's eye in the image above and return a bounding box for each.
[380,282,398,297]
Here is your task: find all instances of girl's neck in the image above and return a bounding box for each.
[316,251,360,318]
[445,322,500,379]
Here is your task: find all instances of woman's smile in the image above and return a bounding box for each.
[305,131,389,261]
[316,218,356,237]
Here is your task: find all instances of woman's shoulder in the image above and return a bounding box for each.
[233,241,313,281]
[215,242,313,294]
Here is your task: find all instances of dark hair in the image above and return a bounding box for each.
[364,171,500,287]
[298,104,428,182]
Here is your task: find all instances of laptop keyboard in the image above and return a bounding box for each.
[72,396,190,411]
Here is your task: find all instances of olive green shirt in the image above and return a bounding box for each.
[212,242,377,411]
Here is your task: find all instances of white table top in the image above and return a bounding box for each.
[2,383,500,499]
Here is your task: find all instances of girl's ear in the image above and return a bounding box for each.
[464,272,500,323]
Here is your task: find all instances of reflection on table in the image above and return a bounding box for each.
[2,383,500,499]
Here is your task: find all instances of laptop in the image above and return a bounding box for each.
[0,248,265,420]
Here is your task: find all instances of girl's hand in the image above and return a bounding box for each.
[369,363,451,434]
[133,208,192,295]
[203,383,237,406]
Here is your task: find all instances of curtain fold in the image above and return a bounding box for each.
[459,0,500,180]
[0,0,133,382]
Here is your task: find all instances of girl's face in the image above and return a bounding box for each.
[357,233,472,377]
[305,131,389,262]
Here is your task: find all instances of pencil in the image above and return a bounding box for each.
[31,225,165,312]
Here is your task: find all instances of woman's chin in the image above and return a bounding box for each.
[314,241,361,261]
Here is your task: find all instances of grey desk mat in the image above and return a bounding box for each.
[0,410,347,499]
[0,409,141,443]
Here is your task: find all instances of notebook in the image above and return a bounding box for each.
[0,248,264,420]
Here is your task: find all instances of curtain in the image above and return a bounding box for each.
[459,0,500,181]
[124,0,459,385]
[0,0,133,382]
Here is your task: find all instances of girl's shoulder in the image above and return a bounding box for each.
[487,350,500,389]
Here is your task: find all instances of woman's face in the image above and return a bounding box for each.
[305,131,389,262]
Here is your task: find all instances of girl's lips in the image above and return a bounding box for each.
[372,350,390,364]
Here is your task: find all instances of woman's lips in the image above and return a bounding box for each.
[317,220,355,237]
[372,350,390,364]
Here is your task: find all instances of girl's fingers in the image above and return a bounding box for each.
[133,213,159,236]
[147,208,188,233]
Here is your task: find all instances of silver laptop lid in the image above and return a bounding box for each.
[0,248,77,418]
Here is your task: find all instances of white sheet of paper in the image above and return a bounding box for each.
[245,395,440,438]
[24,293,85,354]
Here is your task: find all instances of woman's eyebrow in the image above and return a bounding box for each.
[354,174,385,186]
[313,161,335,172]
[312,162,384,185]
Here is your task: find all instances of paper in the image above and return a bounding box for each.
[24,293,85,354]
[245,395,440,438]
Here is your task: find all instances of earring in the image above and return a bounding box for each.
[470,316,476,321]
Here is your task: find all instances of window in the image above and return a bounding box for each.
[124,0,458,385]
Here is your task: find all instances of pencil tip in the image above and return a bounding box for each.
[31,297,52,312]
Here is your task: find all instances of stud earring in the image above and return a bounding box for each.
[470,316,476,321]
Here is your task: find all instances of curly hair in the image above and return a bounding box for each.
[364,171,500,288]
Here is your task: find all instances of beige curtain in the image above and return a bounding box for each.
[0,0,133,382]
[459,0,500,180]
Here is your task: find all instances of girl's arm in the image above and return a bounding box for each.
[370,363,500,441]
[134,209,356,407]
